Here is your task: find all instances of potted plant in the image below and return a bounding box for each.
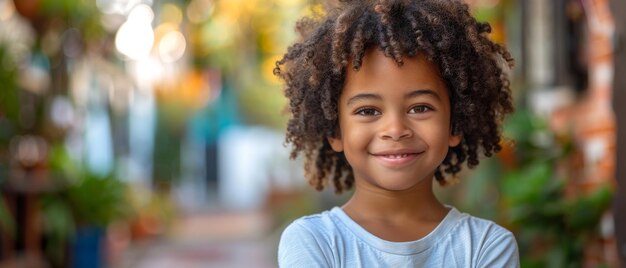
[436,108,613,267]
[41,145,132,268]
[498,108,613,267]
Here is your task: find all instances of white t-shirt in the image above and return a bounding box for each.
[278,206,519,267]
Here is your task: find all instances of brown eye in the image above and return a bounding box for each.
[409,105,432,114]
[355,108,381,116]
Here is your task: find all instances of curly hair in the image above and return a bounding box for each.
[274,0,514,194]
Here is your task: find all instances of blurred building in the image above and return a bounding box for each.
[512,0,618,266]
[610,0,626,265]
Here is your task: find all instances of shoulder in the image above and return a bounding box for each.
[278,209,341,267]
[460,212,514,239]
[449,210,520,267]
[280,209,340,242]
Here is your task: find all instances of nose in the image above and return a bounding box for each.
[379,114,413,141]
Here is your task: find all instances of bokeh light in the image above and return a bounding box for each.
[115,4,155,60]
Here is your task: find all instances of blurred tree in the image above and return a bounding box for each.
[0,42,18,245]
[3,1,121,267]
[445,108,613,267]
[187,0,312,129]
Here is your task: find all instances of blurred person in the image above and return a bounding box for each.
[273,0,519,267]
[610,0,626,265]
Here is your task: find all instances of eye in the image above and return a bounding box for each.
[409,105,433,114]
[355,107,381,116]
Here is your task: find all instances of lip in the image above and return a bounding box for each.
[370,149,423,168]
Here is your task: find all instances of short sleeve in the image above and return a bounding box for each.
[476,230,520,268]
[278,221,332,268]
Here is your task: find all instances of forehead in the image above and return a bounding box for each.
[342,48,447,97]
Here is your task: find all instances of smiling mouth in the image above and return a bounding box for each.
[372,152,422,167]
[379,153,416,159]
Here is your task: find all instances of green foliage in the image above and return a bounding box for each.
[39,0,104,40]
[0,197,15,239]
[40,0,86,15]
[440,108,613,267]
[0,43,18,242]
[498,109,613,267]
[502,161,564,224]
[503,106,570,165]
[64,173,130,227]
[42,161,131,229]
[0,44,19,125]
[61,146,131,226]
[41,145,132,265]
[40,194,75,265]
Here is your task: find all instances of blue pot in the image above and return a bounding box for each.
[71,226,104,268]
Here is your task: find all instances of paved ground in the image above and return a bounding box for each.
[113,210,279,268]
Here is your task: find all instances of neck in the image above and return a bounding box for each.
[342,177,447,223]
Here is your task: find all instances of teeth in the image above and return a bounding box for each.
[386,154,408,158]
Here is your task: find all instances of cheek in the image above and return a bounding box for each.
[342,122,367,143]
[422,117,454,147]
[339,121,372,150]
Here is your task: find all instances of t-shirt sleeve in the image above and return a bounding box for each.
[476,229,520,268]
[278,220,332,268]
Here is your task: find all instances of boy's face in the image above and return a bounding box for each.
[328,48,461,192]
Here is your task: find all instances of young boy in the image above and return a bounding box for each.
[274,0,519,267]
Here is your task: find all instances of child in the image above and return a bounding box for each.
[274,0,519,267]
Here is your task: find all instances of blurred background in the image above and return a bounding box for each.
[0,0,623,267]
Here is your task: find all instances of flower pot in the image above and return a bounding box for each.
[71,226,104,268]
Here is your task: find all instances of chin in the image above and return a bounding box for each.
[376,180,422,192]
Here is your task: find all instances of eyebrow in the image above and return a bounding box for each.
[346,89,441,106]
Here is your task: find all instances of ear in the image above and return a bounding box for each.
[448,133,462,147]
[327,135,344,152]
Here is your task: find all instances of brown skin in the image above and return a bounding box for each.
[275,0,514,194]
[328,48,460,241]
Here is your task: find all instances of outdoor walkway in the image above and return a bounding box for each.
[113,210,278,268]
